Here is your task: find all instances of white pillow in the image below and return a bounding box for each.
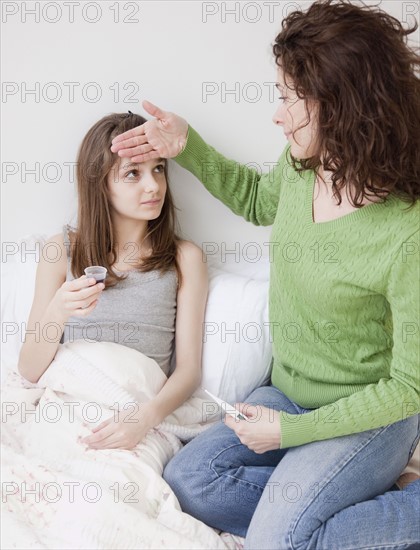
[1,235,273,402]
[201,268,272,404]
[205,252,271,281]
[1,234,47,378]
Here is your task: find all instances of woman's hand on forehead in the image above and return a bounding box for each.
[111,100,188,163]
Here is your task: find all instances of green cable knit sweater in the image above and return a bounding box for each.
[175,126,420,449]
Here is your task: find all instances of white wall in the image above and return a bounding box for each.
[2,0,416,261]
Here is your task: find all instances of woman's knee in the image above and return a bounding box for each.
[244,384,297,415]
[163,447,189,488]
[163,448,213,516]
[163,423,230,497]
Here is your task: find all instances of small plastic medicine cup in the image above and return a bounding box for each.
[84,266,107,284]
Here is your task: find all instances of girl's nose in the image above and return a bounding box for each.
[143,173,160,192]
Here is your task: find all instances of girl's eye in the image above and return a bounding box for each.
[125,170,138,179]
[123,164,165,180]
[278,96,287,101]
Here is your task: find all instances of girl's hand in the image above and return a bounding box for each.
[50,275,104,322]
[81,404,155,450]
[224,403,282,453]
[110,100,189,163]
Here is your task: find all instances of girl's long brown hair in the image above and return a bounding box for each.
[273,0,420,207]
[70,113,181,288]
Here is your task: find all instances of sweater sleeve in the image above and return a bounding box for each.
[279,229,420,449]
[174,126,289,226]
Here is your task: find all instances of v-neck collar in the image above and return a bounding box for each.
[304,171,398,233]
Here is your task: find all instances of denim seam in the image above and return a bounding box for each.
[220,473,267,492]
[329,543,414,549]
[408,414,420,457]
[287,423,393,550]
[209,443,268,491]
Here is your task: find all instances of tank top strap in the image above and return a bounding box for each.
[62,224,77,281]
[62,224,72,260]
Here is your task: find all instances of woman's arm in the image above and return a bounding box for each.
[277,229,420,449]
[173,126,289,226]
[111,101,289,226]
[18,233,104,384]
[225,229,420,451]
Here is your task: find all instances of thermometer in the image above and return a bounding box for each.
[202,388,249,421]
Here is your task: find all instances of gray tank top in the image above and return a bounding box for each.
[61,224,177,375]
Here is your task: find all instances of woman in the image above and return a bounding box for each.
[111,1,420,548]
[18,112,208,451]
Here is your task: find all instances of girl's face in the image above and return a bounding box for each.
[272,69,319,159]
[107,158,167,223]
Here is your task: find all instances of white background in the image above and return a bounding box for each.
[2,0,417,257]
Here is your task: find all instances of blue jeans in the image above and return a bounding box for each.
[163,385,420,549]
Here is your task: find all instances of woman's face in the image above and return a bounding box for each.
[272,69,318,159]
[107,158,167,223]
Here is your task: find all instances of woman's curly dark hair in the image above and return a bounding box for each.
[273,0,420,207]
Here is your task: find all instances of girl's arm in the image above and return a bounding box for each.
[82,241,208,450]
[18,233,104,384]
[143,240,209,427]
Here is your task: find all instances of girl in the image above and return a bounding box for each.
[110,0,420,548]
[18,112,208,451]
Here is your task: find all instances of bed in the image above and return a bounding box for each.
[1,233,274,549]
[1,234,418,549]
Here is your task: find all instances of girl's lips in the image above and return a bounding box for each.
[141,199,160,205]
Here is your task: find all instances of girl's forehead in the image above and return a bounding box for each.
[114,158,167,171]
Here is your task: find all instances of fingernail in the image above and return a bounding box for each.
[89,278,96,285]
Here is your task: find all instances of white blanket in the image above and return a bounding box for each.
[1,340,245,549]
